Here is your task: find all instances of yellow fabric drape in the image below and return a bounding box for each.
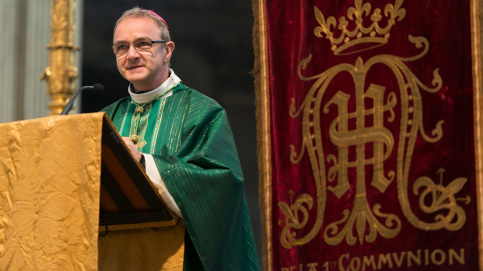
[0,110,186,271]
[0,113,104,270]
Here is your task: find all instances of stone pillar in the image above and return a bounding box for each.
[0,0,19,123]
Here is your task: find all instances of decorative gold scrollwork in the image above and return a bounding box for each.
[278,1,469,249]
[279,191,314,248]
[410,169,468,231]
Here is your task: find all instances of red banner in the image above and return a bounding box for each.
[253,0,483,270]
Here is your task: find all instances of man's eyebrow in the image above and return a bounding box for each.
[113,40,128,45]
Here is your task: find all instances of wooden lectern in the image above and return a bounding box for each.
[99,113,177,231]
[0,113,181,270]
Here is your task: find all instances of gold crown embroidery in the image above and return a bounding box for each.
[314,0,405,55]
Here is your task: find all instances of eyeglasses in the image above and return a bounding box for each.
[113,39,166,55]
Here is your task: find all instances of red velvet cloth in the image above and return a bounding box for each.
[265,0,478,270]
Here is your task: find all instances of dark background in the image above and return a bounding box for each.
[80,0,262,264]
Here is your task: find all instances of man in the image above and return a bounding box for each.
[98,7,260,271]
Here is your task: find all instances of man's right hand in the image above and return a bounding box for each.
[122,137,142,162]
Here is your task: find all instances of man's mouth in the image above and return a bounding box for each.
[127,65,143,70]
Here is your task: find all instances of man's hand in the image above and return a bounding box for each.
[122,137,142,161]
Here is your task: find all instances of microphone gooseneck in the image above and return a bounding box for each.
[60,84,105,115]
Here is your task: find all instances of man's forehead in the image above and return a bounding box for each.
[113,17,161,41]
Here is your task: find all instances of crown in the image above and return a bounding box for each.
[314,0,406,55]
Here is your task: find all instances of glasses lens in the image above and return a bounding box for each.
[113,40,157,55]
[134,40,153,51]
[114,43,129,54]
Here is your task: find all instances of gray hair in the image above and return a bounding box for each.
[114,7,171,41]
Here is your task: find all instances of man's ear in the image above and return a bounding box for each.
[164,41,175,63]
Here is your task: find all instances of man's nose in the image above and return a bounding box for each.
[126,44,140,58]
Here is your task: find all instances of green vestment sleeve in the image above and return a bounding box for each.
[102,85,259,271]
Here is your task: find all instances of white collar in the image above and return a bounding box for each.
[128,69,181,104]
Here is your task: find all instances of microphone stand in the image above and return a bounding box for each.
[60,84,104,115]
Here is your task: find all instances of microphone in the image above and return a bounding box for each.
[60,84,105,115]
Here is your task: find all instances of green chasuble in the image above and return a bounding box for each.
[101,84,260,271]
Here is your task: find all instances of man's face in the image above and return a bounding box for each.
[113,17,173,92]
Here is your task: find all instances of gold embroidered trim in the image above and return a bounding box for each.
[470,0,483,269]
